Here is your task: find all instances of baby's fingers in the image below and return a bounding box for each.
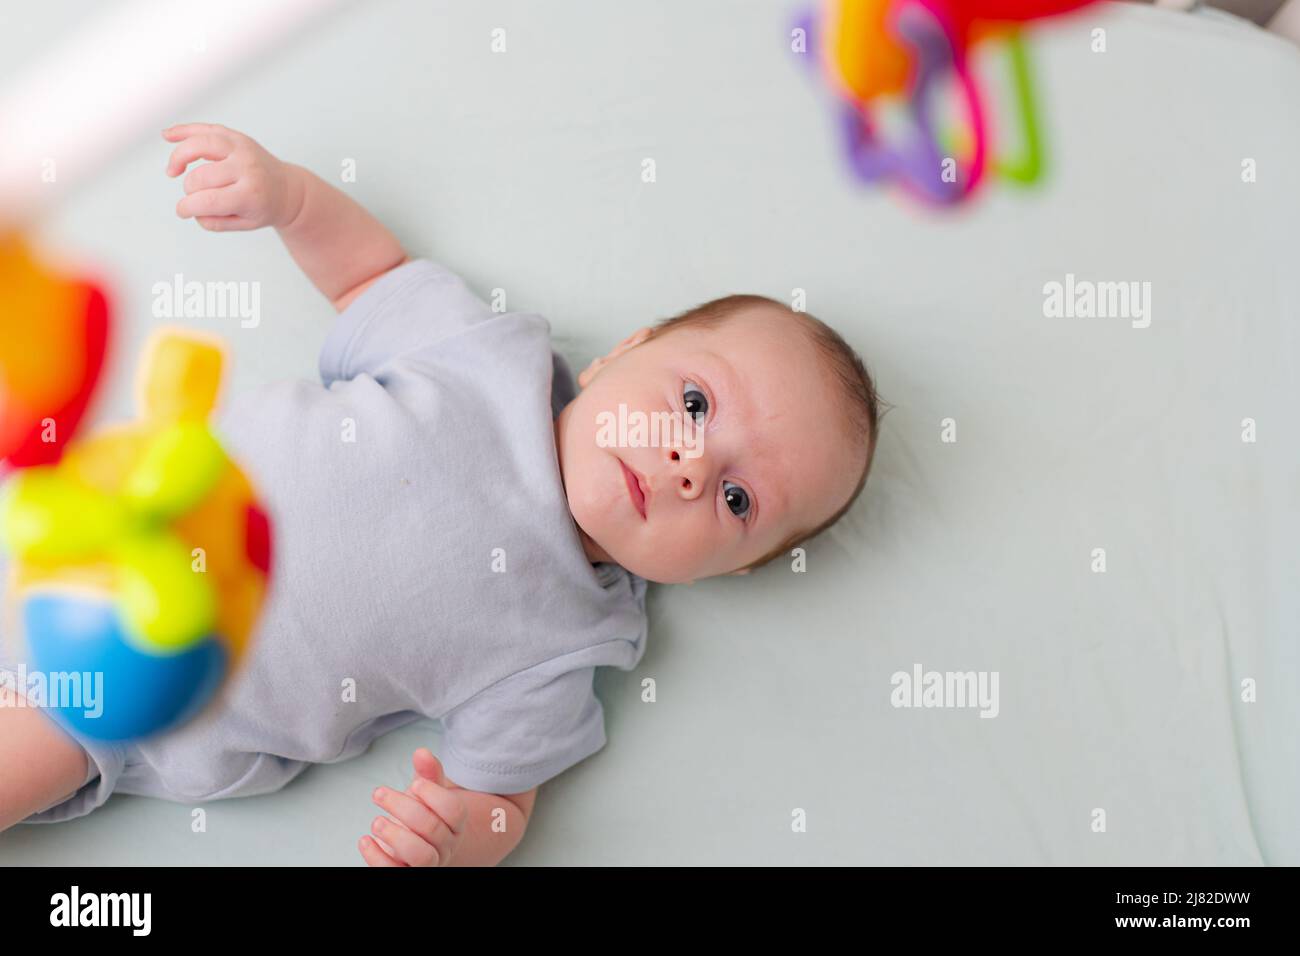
[166,132,233,177]
[370,815,440,867]
[163,122,225,141]
[176,187,240,221]
[409,776,469,835]
[358,834,403,867]
[374,786,443,842]
[195,215,258,232]
[182,159,237,195]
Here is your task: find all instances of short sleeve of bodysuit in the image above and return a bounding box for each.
[318,258,495,387]
[437,657,610,795]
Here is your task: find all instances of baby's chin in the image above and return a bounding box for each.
[604,550,697,585]
[580,522,715,585]
[569,501,688,583]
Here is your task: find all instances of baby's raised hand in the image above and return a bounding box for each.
[359,748,468,867]
[163,123,301,231]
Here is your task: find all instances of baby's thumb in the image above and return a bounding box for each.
[412,746,445,784]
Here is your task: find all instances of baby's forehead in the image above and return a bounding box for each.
[678,310,830,388]
[671,306,818,360]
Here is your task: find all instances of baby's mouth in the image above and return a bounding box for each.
[618,458,648,520]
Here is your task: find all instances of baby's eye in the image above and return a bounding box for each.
[683,382,708,425]
[723,481,750,519]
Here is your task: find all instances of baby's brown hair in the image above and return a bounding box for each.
[647,294,884,573]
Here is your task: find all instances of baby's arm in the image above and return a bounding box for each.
[274,162,408,311]
[0,684,90,831]
[163,123,407,311]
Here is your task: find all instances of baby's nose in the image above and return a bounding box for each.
[666,448,706,500]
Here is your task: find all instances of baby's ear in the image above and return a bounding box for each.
[578,326,655,389]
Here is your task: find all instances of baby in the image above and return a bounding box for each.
[0,123,881,866]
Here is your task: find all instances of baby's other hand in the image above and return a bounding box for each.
[163,123,300,232]
[359,748,468,867]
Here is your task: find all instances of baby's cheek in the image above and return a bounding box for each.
[567,471,606,526]
[642,522,720,581]
[577,465,616,522]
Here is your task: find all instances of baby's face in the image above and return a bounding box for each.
[554,307,867,584]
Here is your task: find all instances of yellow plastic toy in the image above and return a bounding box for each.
[0,236,273,741]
